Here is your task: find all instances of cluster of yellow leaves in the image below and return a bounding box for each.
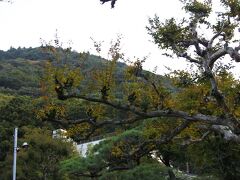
[143,118,181,140]
[171,69,240,117]
[111,141,125,157]
[67,123,91,138]
[111,140,140,158]
[180,122,205,139]
[85,104,107,120]
[36,102,66,121]
[41,61,83,98]
[92,60,117,98]
[0,93,14,108]
[123,73,170,111]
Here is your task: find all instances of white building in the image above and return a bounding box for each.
[52,129,103,156]
[77,139,103,157]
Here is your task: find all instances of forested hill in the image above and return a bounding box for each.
[0,47,54,61]
[0,47,127,96]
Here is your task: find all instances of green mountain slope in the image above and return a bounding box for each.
[0,47,127,96]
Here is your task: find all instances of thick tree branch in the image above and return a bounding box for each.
[209,45,240,68]
[208,32,224,50]
[210,125,240,143]
[51,86,240,141]
[172,44,201,64]
[157,121,191,144]
[203,58,240,134]
[66,94,148,116]
[198,38,209,48]
[178,52,201,64]
[203,58,231,113]
[62,116,145,127]
[59,93,235,125]
[199,125,240,143]
[227,46,240,62]
[209,48,227,68]
[194,41,204,57]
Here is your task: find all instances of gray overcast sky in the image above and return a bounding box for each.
[0,0,239,77]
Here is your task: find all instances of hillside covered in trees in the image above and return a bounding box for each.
[0,47,127,95]
[0,46,131,179]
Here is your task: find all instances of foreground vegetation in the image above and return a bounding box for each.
[1,0,240,179]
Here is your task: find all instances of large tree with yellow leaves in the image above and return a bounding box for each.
[42,0,240,179]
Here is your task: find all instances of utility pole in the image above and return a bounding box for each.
[186,161,190,174]
[12,127,18,180]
